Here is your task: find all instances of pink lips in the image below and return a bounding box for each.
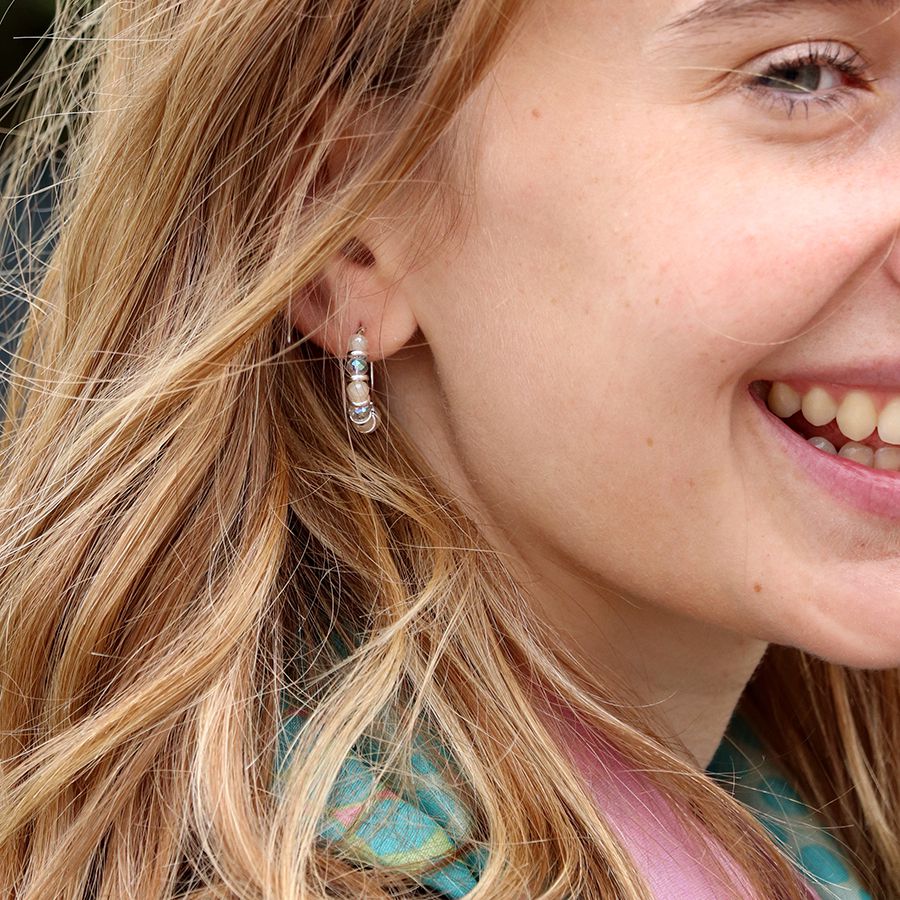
[768,359,900,390]
[749,387,900,521]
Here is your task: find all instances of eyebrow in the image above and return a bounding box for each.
[658,0,900,40]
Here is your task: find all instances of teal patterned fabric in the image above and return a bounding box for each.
[707,713,872,900]
[275,702,871,899]
[275,703,487,895]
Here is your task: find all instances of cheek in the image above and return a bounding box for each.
[427,120,752,542]
[425,82,897,652]
[436,282,732,596]
[441,354,747,634]
[620,166,871,356]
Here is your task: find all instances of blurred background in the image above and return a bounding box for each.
[1,0,56,391]
[1,0,55,131]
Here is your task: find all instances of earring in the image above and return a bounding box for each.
[345,327,379,433]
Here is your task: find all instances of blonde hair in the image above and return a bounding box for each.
[0,0,896,896]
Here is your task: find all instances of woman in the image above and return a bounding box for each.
[0,0,897,895]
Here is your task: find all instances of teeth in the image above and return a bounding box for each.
[766,382,801,418]
[806,436,900,469]
[808,436,837,455]
[838,442,875,467]
[767,381,900,447]
[836,390,878,442]
[879,398,900,444]
[875,447,900,471]
[800,387,837,427]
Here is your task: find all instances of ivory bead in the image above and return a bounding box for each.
[346,380,370,403]
[349,332,368,353]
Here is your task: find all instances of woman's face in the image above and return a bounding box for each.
[373,0,900,670]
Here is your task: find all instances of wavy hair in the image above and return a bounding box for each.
[0,0,896,896]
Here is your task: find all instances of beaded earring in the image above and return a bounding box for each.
[345,327,379,433]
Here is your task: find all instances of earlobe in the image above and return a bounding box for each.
[286,238,420,362]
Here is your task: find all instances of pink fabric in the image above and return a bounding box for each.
[533,693,788,899]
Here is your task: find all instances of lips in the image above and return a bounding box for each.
[762,359,900,390]
[748,382,900,520]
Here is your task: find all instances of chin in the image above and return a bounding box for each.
[788,619,900,671]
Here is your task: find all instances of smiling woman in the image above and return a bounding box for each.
[0,0,898,897]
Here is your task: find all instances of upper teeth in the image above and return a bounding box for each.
[766,382,900,445]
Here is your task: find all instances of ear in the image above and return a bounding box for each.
[286,111,420,362]
[288,233,420,362]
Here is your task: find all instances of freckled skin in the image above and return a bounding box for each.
[313,0,900,761]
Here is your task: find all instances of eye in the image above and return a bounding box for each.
[740,40,879,120]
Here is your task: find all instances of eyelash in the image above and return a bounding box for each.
[742,40,879,119]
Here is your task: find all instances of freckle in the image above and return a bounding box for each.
[753,582,763,593]
[646,436,654,447]
[654,297,660,306]
[687,478,696,488]
[531,107,542,119]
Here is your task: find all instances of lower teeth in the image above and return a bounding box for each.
[807,437,900,471]
[808,436,836,455]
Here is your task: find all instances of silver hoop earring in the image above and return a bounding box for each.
[345,327,379,433]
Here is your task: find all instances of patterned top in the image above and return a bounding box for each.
[275,703,871,899]
[707,714,872,900]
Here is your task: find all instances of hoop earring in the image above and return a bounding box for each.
[345,327,380,433]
